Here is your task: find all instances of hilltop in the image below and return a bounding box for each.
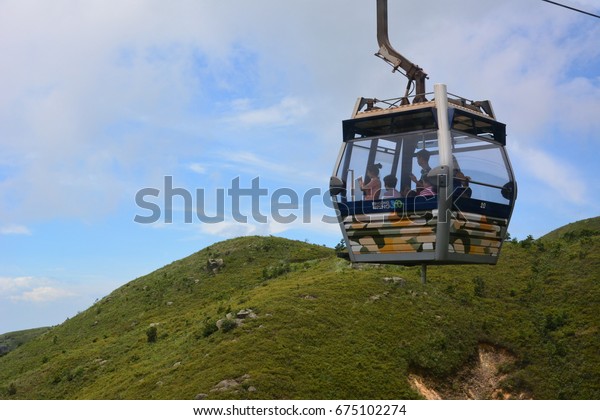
[541,216,600,242]
[0,218,599,399]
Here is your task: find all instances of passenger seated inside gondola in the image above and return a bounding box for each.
[382,174,401,198]
[452,155,472,198]
[418,176,437,197]
[410,149,432,194]
[453,169,472,198]
[401,186,417,198]
[358,163,382,200]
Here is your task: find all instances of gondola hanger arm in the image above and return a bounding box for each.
[375,0,428,103]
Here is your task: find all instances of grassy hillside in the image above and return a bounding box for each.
[0,327,51,357]
[541,216,600,242]
[0,220,599,400]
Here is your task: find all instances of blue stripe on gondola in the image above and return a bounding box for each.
[337,196,511,219]
[337,196,437,218]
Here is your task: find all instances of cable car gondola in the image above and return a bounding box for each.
[329,1,517,280]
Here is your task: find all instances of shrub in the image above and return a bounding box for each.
[202,321,219,338]
[146,326,158,343]
[544,311,568,333]
[520,235,535,248]
[562,229,597,241]
[473,276,486,298]
[262,262,291,279]
[220,319,238,333]
[334,239,346,252]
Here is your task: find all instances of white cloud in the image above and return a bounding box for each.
[224,151,291,177]
[217,150,327,187]
[227,97,309,127]
[197,214,340,242]
[0,224,31,235]
[0,0,598,233]
[11,286,75,303]
[0,1,235,224]
[0,276,75,302]
[188,163,207,174]
[198,220,258,238]
[0,276,34,294]
[512,143,586,204]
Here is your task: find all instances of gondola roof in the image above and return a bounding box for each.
[343,97,506,146]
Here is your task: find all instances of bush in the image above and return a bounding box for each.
[544,311,568,333]
[202,321,219,338]
[220,319,238,333]
[473,276,486,298]
[520,235,535,248]
[562,229,597,241]
[262,262,291,279]
[334,239,346,252]
[146,326,158,343]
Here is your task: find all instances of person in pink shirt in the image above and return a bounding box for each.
[359,163,382,200]
[418,176,437,197]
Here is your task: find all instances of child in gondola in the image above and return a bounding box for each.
[382,174,401,198]
[358,163,382,200]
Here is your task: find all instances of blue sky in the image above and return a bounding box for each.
[1,0,599,334]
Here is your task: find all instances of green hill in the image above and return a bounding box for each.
[1,219,599,400]
[541,216,600,242]
[0,327,51,357]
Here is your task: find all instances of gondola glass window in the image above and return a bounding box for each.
[335,130,442,203]
[451,134,512,205]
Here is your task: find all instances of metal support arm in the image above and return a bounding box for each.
[375,0,428,103]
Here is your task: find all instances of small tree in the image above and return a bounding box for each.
[334,238,346,252]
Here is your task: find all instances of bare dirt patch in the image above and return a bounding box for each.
[408,374,442,400]
[409,343,528,399]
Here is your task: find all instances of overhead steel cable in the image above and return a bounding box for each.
[541,0,600,19]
